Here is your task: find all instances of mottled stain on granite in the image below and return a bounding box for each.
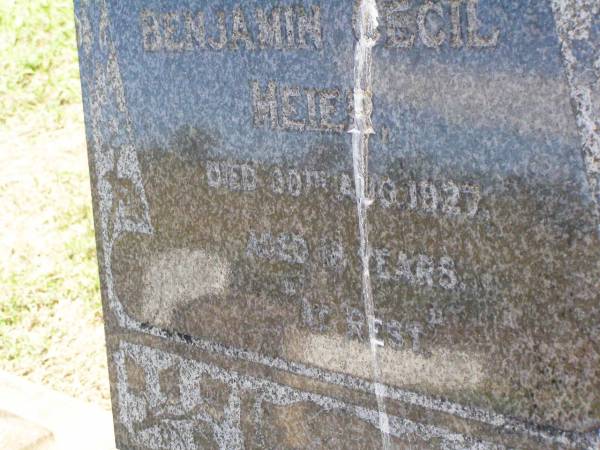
[141,249,230,328]
[283,331,486,392]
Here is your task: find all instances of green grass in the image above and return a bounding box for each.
[0,153,102,361]
[0,1,109,406]
[0,0,82,130]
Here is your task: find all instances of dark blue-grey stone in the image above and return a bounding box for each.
[74,0,600,448]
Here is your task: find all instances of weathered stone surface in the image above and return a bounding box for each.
[75,0,600,448]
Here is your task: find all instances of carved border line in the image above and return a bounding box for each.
[114,340,503,449]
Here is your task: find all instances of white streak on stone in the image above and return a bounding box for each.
[350,0,392,446]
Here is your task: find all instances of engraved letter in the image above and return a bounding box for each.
[417,2,446,48]
[383,0,415,49]
[276,234,308,264]
[272,167,285,194]
[408,181,418,209]
[297,6,323,49]
[302,299,330,332]
[208,11,227,50]
[247,231,273,259]
[372,318,385,347]
[282,87,305,131]
[284,7,296,48]
[442,180,460,215]
[231,7,256,50]
[241,165,257,191]
[346,307,365,341]
[302,298,316,328]
[251,81,279,129]
[386,320,404,348]
[206,161,221,188]
[318,238,345,271]
[339,173,355,200]
[183,11,206,49]
[408,322,424,353]
[463,183,481,217]
[305,89,319,130]
[378,178,397,208]
[449,0,463,48]
[375,249,392,280]
[256,8,283,49]
[163,12,186,51]
[394,252,414,283]
[466,0,499,48]
[227,164,242,191]
[288,170,302,196]
[420,181,439,213]
[438,256,458,290]
[140,10,163,52]
[319,89,344,132]
[416,254,434,287]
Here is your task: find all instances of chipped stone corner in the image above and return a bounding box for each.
[551,0,600,234]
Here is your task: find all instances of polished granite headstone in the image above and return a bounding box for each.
[74,0,600,448]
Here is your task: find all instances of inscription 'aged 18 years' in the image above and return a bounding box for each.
[75,0,600,448]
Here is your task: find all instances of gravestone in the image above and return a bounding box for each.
[74,0,600,448]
